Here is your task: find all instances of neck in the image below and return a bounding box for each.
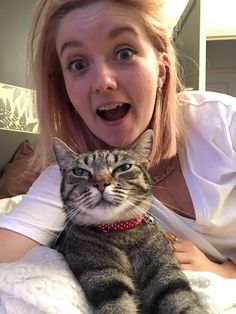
[149,155,177,184]
[93,216,144,232]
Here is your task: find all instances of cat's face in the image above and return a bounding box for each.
[53,130,153,225]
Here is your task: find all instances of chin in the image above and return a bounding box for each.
[102,133,138,149]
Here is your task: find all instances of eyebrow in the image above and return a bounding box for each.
[59,40,82,57]
[59,25,139,57]
[108,25,139,39]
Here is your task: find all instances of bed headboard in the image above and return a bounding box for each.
[0,129,38,175]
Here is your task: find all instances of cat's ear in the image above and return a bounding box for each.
[52,137,76,170]
[131,130,153,162]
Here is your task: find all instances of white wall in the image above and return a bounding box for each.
[206,40,236,96]
[165,0,236,39]
[206,40,236,69]
[0,0,37,87]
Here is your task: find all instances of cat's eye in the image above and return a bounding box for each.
[114,164,132,173]
[73,167,90,178]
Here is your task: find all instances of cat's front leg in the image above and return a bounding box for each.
[131,228,207,314]
[64,230,140,314]
[79,269,139,314]
[94,292,138,314]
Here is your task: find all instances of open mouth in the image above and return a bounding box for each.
[97,103,130,121]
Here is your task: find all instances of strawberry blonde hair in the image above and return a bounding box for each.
[29,0,183,167]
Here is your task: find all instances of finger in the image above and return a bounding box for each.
[174,251,191,264]
[179,263,193,271]
[172,241,186,253]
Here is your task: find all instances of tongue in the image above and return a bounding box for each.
[98,104,129,121]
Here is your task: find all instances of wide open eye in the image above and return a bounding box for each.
[73,167,90,178]
[115,47,137,62]
[114,163,132,173]
[68,59,88,72]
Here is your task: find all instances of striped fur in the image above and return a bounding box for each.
[53,130,207,314]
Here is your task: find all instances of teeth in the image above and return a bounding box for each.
[98,103,123,111]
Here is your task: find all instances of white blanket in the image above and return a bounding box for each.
[0,247,236,314]
[0,247,92,314]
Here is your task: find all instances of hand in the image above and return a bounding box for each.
[173,238,215,272]
[173,238,236,279]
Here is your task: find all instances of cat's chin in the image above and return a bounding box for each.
[75,203,138,225]
[96,199,114,208]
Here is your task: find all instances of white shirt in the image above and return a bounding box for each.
[0,91,235,261]
[178,91,236,260]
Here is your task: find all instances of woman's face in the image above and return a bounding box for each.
[56,1,166,147]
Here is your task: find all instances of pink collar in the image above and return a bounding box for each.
[95,216,143,232]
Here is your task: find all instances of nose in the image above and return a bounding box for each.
[93,180,110,193]
[92,62,117,93]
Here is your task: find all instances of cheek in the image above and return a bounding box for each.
[133,67,158,106]
[63,75,76,103]
[63,76,87,112]
[135,58,158,90]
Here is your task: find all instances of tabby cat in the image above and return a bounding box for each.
[53,130,207,314]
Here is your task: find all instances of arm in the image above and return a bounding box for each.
[174,238,236,279]
[174,94,236,279]
[0,165,65,263]
[0,228,40,263]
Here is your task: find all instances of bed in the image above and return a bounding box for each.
[0,242,235,314]
[0,83,236,314]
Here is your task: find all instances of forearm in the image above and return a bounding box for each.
[0,228,40,263]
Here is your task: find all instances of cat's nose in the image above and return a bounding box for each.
[93,181,110,193]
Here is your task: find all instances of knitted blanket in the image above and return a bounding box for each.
[0,247,236,314]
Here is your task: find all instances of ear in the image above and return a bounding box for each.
[158,52,169,88]
[52,137,76,170]
[131,130,153,162]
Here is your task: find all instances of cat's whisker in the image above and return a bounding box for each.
[53,133,205,313]
[113,188,127,196]
[113,195,126,203]
[150,199,190,219]
[122,196,165,237]
[126,197,169,235]
[53,215,77,248]
[150,183,173,191]
[80,199,93,208]
[124,201,158,236]
[64,204,87,227]
[58,205,89,248]
[125,200,148,219]
[61,221,77,249]
[127,195,151,206]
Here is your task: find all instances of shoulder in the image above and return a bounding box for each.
[178,90,236,109]
[25,163,62,210]
[31,163,61,190]
[14,163,62,214]
[178,91,236,136]
[178,91,236,159]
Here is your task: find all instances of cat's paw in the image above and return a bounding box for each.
[96,293,139,314]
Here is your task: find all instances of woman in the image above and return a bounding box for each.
[0,0,235,278]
